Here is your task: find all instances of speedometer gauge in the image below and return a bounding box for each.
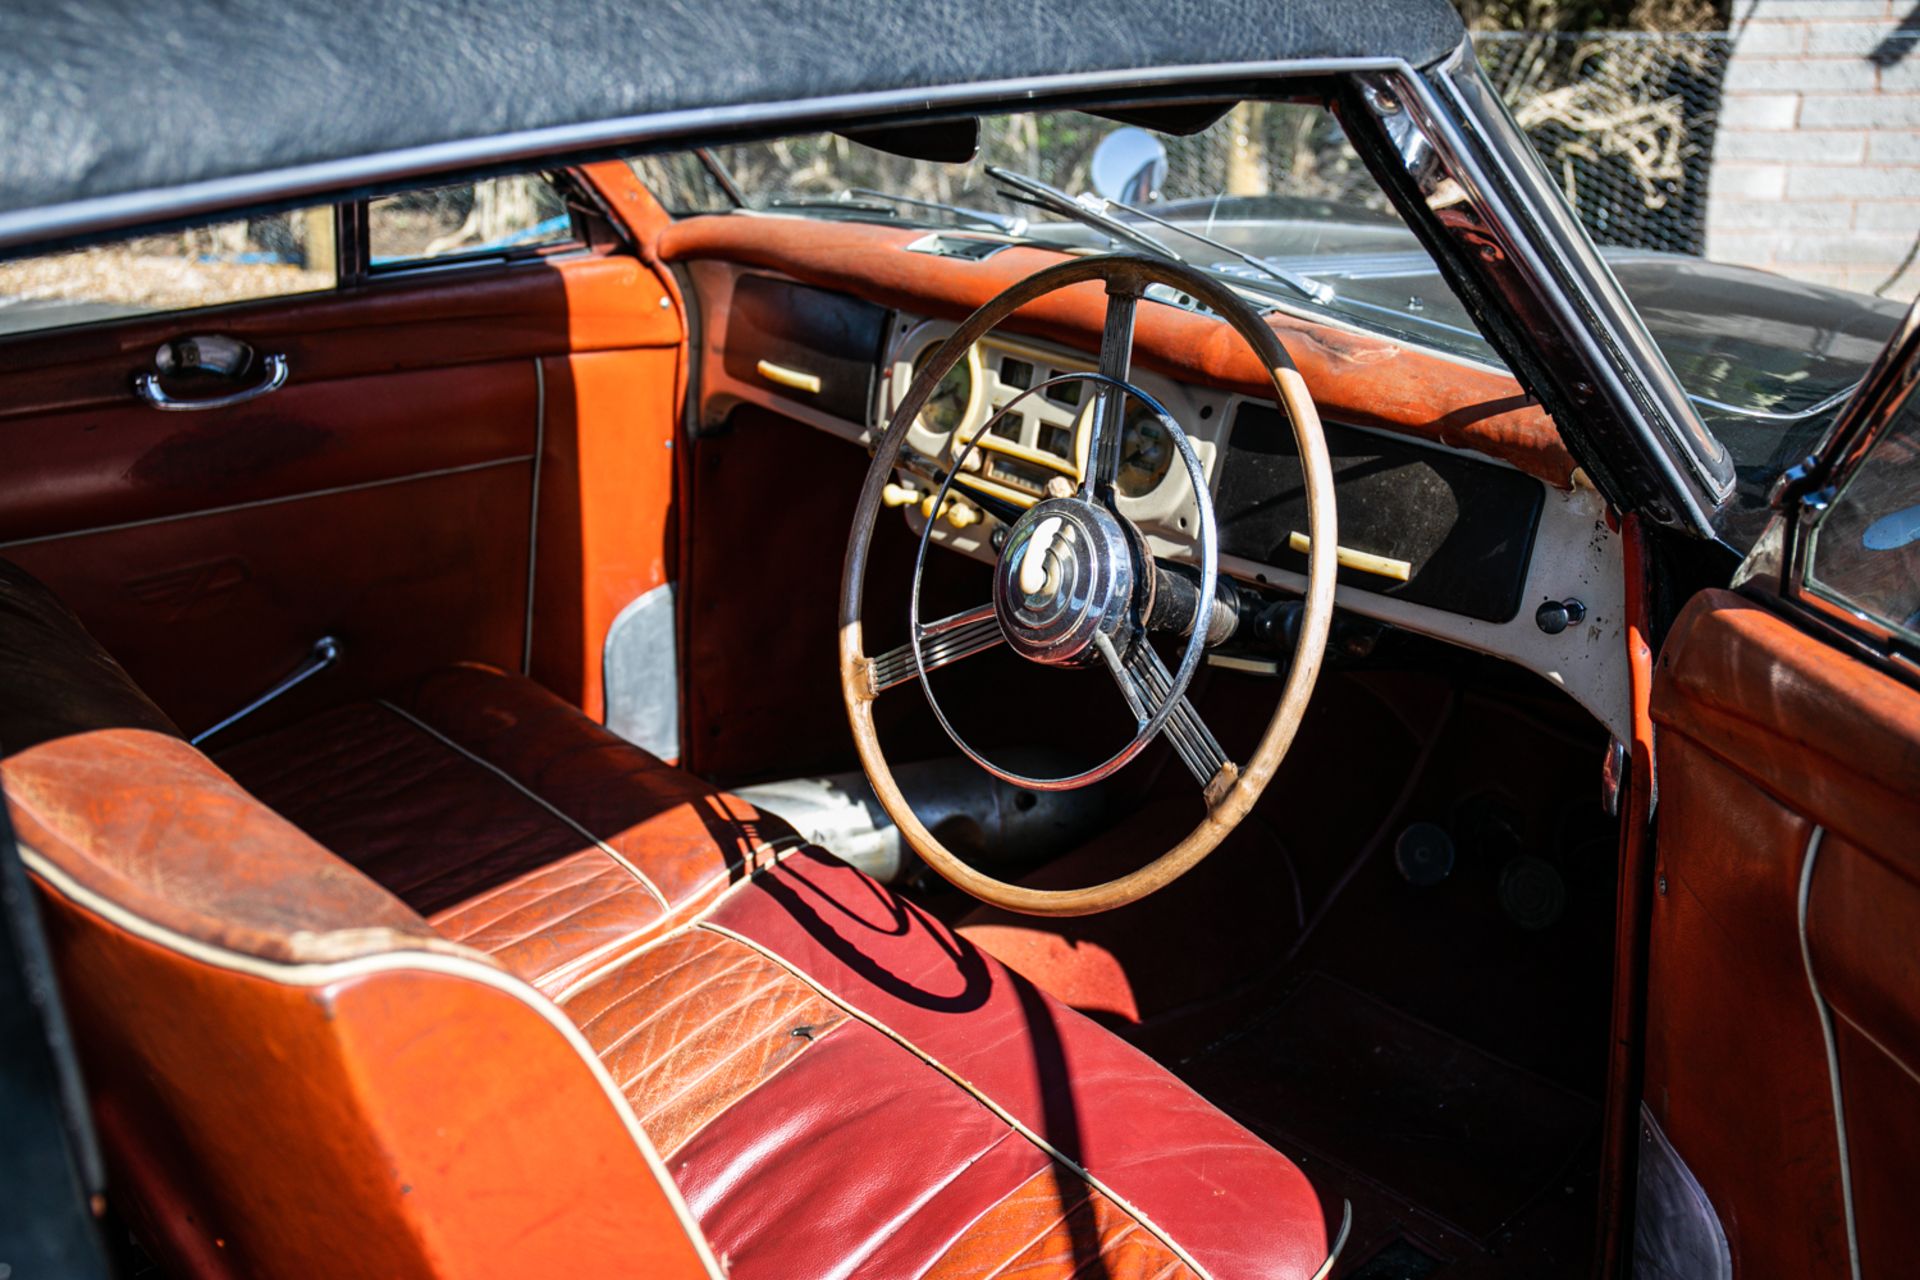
[1116,400,1174,497]
[911,344,973,436]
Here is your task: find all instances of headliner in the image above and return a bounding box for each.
[0,0,1464,251]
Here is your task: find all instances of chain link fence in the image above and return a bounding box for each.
[1479,31,1732,256]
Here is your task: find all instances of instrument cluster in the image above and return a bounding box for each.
[875,318,1222,559]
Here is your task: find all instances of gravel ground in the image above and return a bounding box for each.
[0,248,330,313]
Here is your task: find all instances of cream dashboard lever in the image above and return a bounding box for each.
[1287,531,1412,582]
[756,359,821,394]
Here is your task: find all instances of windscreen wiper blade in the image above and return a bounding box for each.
[985,165,1180,262]
[847,188,1027,235]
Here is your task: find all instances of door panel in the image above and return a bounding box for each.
[0,244,684,737]
[1648,588,1920,1279]
[0,362,535,542]
[4,466,533,736]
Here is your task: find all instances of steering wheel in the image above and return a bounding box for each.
[840,255,1336,916]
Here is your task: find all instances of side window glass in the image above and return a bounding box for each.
[1805,392,1920,645]
[368,174,574,268]
[0,207,336,338]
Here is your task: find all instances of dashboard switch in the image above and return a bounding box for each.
[1534,598,1587,635]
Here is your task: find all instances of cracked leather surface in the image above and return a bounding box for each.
[560,928,848,1158]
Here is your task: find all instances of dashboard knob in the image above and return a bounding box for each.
[1534,598,1587,635]
[882,481,921,509]
[945,501,980,529]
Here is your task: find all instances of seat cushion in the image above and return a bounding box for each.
[222,664,1331,1277]
[216,663,794,994]
[557,847,1331,1279]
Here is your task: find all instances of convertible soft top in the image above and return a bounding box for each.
[0,0,1465,251]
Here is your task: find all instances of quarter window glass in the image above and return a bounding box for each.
[368,175,573,267]
[1806,392,1920,645]
[0,208,336,338]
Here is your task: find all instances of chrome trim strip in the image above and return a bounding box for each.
[0,58,1412,254]
[1798,824,1862,1280]
[1434,46,1731,494]
[1392,46,1727,532]
[524,358,546,675]
[0,455,533,549]
[602,582,684,759]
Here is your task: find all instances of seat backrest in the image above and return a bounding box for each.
[0,561,716,1280]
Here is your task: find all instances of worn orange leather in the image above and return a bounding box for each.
[529,347,682,720]
[922,1164,1200,1280]
[2,563,712,1279]
[0,234,687,736]
[7,556,1332,1279]
[0,251,678,419]
[658,214,1576,487]
[34,890,713,1280]
[215,663,786,993]
[560,929,847,1157]
[1649,589,1920,1280]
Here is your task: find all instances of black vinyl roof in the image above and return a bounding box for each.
[0,0,1464,250]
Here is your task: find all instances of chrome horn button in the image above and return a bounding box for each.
[993,497,1135,666]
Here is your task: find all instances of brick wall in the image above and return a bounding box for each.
[1707,0,1920,299]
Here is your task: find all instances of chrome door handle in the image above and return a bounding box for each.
[135,353,289,411]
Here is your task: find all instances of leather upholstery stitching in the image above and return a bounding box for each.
[546,842,807,1003]
[612,973,792,1089]
[634,994,846,1120]
[696,921,1218,1280]
[573,942,751,1037]
[374,699,673,911]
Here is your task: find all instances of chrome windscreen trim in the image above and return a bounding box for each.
[1415,41,1732,522]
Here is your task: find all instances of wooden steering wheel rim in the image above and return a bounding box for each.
[840,254,1338,917]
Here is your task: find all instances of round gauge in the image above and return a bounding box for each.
[1116,399,1174,497]
[910,344,974,436]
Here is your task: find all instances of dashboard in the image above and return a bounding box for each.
[680,247,1629,741]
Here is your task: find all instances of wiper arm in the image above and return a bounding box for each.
[763,195,901,216]
[847,188,1027,236]
[1087,192,1335,305]
[985,166,1181,262]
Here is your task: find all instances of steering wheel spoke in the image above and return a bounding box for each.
[867,602,1004,695]
[1083,283,1140,500]
[1104,635,1233,790]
